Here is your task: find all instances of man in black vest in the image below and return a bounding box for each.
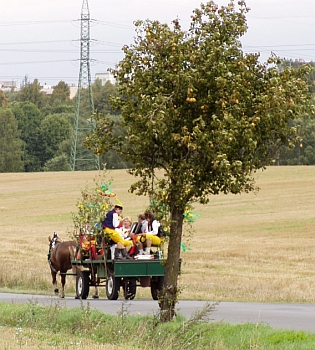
[102,205,132,259]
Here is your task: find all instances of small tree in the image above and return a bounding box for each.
[43,154,70,172]
[85,1,313,321]
[71,172,116,237]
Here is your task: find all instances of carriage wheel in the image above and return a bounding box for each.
[123,278,137,300]
[106,270,120,300]
[150,276,164,300]
[76,270,90,299]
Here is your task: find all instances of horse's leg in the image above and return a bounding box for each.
[51,270,59,295]
[92,285,99,299]
[60,273,66,298]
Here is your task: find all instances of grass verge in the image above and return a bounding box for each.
[0,302,315,350]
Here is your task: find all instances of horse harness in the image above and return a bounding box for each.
[48,233,63,274]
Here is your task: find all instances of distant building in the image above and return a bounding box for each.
[40,83,54,96]
[95,72,116,85]
[0,80,19,92]
[39,83,78,99]
[70,85,78,99]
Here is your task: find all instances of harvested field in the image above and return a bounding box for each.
[0,166,314,302]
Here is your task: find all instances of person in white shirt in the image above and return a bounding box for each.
[139,211,164,255]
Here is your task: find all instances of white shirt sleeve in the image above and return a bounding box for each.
[113,213,120,228]
[148,220,160,235]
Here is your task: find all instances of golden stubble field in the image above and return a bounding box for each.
[0,166,314,303]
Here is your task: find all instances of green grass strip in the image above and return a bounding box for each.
[0,302,315,349]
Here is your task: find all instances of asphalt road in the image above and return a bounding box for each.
[1,292,314,333]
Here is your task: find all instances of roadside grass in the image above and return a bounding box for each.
[0,166,315,302]
[1,302,315,350]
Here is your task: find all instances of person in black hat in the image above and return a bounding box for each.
[102,205,133,259]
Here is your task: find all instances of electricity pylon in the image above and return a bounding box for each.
[70,0,100,171]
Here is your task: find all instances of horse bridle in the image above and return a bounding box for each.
[51,232,62,247]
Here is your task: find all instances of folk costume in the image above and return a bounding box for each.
[102,206,133,248]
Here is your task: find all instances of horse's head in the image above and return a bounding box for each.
[48,232,62,254]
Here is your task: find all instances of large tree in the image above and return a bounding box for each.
[86,1,313,320]
[39,114,72,165]
[11,102,44,171]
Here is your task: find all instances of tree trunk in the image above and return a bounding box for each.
[159,205,184,322]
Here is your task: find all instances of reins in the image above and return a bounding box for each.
[48,258,59,274]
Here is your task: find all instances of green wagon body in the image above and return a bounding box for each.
[114,259,166,277]
[71,253,181,301]
[71,258,167,278]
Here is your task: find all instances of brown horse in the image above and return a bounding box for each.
[48,232,100,299]
[48,233,77,298]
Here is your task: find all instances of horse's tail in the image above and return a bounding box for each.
[68,245,77,275]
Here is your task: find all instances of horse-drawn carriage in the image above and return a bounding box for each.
[72,233,168,300]
[48,230,179,301]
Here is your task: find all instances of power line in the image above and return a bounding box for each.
[0,59,118,66]
[0,39,124,48]
[0,19,134,30]
[97,20,134,30]
[0,20,72,26]
[0,49,122,53]
[0,9,314,85]
[0,59,71,65]
[248,14,315,20]
[0,40,70,46]
[244,43,315,49]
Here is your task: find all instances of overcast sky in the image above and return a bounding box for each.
[1,0,314,87]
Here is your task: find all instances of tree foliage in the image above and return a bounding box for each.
[276,60,315,164]
[0,90,9,107]
[86,1,313,320]
[71,171,115,237]
[50,80,71,106]
[11,102,44,171]
[92,79,119,115]
[0,108,23,172]
[43,154,70,172]
[11,102,72,171]
[18,78,47,108]
[39,114,72,164]
[278,114,315,165]
[278,59,315,93]
[11,102,42,141]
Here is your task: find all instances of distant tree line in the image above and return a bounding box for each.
[0,60,314,173]
[0,78,130,172]
[276,60,315,165]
